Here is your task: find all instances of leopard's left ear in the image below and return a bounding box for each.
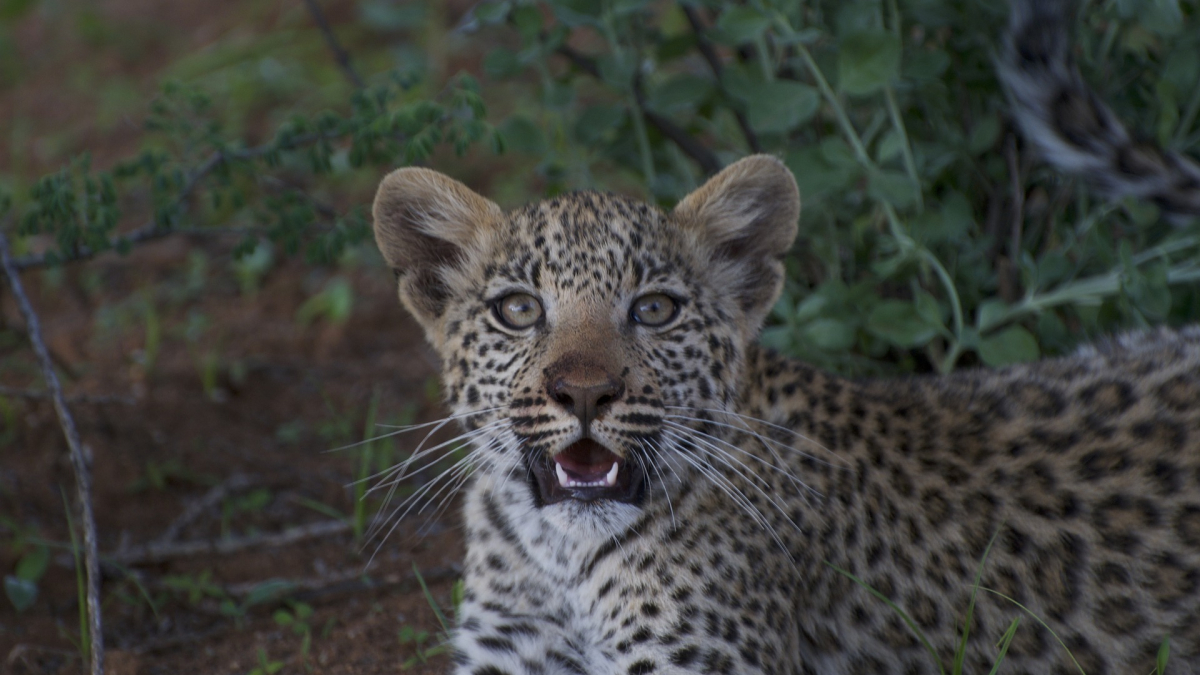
[671,154,800,331]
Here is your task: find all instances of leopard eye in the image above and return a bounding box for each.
[631,293,678,327]
[494,292,543,329]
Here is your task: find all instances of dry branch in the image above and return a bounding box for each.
[0,225,104,675]
[0,385,135,406]
[680,5,762,153]
[108,519,352,565]
[156,473,257,544]
[302,0,365,89]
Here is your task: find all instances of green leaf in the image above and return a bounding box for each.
[744,81,820,134]
[868,170,918,209]
[498,116,546,154]
[714,7,771,45]
[359,1,426,30]
[838,30,901,96]
[646,74,714,114]
[15,546,49,582]
[978,326,1040,367]
[967,114,1001,155]
[574,104,627,144]
[510,5,543,41]
[546,0,601,28]
[866,300,941,348]
[801,318,858,351]
[4,575,37,612]
[483,48,522,79]
[472,1,511,25]
[785,140,860,198]
[976,299,1008,332]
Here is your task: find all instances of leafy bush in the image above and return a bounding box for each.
[3,0,1198,377]
[473,0,1200,374]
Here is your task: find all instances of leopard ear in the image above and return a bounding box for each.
[372,167,502,328]
[671,154,800,330]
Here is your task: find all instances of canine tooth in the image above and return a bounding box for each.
[555,463,570,488]
[605,462,619,487]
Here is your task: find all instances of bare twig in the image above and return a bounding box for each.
[0,385,134,405]
[1005,132,1025,263]
[156,474,257,544]
[108,519,352,565]
[223,563,461,600]
[681,5,761,153]
[554,42,722,175]
[301,0,365,89]
[0,225,104,675]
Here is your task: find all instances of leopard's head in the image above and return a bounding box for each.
[372,156,799,535]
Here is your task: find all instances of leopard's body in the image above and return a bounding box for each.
[369,1,1200,674]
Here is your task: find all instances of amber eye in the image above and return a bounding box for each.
[631,293,678,327]
[494,292,543,329]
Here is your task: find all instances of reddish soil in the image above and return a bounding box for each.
[1,1,481,673]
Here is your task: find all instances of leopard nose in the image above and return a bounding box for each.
[549,377,624,431]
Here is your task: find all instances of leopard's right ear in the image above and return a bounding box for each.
[372,167,501,327]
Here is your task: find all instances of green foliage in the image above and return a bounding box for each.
[3,0,1199,377]
[475,0,1200,374]
[5,73,498,268]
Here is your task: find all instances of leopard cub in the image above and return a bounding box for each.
[372,153,1199,674]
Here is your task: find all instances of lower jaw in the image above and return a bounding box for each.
[528,459,646,507]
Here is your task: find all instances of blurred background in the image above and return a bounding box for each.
[1,0,1197,673]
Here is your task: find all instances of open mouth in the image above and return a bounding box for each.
[530,438,645,506]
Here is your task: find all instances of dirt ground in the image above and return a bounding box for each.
[1,1,478,673]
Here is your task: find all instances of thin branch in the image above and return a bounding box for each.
[108,519,351,565]
[156,474,257,544]
[0,385,135,405]
[0,223,104,675]
[554,42,722,175]
[680,5,761,153]
[301,0,365,89]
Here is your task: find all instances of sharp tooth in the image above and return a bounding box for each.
[605,462,619,487]
[555,463,570,488]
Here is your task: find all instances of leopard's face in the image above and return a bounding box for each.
[372,156,799,536]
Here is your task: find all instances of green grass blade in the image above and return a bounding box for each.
[953,525,1005,674]
[985,618,1021,675]
[825,561,946,675]
[979,587,1086,675]
[412,562,451,635]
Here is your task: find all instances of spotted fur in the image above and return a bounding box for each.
[368,3,1200,673]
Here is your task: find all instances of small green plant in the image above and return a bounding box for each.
[295,276,355,326]
[62,491,91,666]
[231,239,275,296]
[161,569,247,619]
[2,520,49,613]
[353,387,384,542]
[128,457,213,493]
[219,487,273,538]
[182,309,227,402]
[399,565,464,668]
[273,600,316,670]
[246,648,284,675]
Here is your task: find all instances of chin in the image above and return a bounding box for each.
[540,498,646,540]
